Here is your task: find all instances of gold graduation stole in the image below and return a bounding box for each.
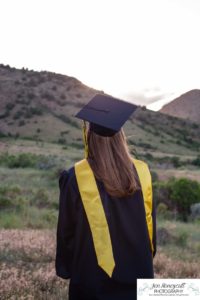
[74,158,154,277]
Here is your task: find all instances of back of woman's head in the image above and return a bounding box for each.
[87,128,140,198]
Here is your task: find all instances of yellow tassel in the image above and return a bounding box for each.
[82,121,88,158]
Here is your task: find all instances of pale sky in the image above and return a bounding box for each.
[0,0,200,110]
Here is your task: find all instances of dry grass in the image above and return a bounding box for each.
[0,229,200,299]
[0,229,68,299]
[155,168,200,183]
[154,250,200,278]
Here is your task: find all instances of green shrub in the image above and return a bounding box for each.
[0,212,24,228]
[137,142,156,150]
[24,207,58,229]
[168,177,200,221]
[58,138,66,145]
[0,185,26,211]
[23,106,43,118]
[8,153,37,168]
[192,155,200,166]
[51,201,59,210]
[153,181,172,208]
[157,202,168,214]
[176,231,188,247]
[70,142,83,149]
[60,130,69,135]
[29,107,43,116]
[156,202,174,220]
[58,114,80,128]
[153,177,200,221]
[62,146,68,150]
[43,209,57,224]
[0,153,57,169]
[0,185,22,197]
[171,156,181,168]
[0,196,13,209]
[30,189,49,208]
[144,153,154,161]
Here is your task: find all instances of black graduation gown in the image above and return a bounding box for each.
[55,163,157,300]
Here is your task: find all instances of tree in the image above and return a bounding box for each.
[169,178,200,221]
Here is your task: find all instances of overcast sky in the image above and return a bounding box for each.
[0,0,200,110]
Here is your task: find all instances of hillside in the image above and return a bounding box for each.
[0,64,200,157]
[0,64,99,143]
[160,89,200,123]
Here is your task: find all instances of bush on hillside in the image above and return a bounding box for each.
[58,114,80,128]
[29,107,43,116]
[57,138,66,145]
[171,156,181,168]
[153,181,172,208]
[0,153,37,168]
[30,189,50,208]
[168,177,200,221]
[0,185,26,211]
[0,153,57,169]
[192,155,200,166]
[176,231,189,247]
[154,177,200,222]
[156,202,173,220]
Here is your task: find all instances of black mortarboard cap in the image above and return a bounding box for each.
[75,93,138,137]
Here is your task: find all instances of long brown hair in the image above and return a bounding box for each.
[87,128,140,198]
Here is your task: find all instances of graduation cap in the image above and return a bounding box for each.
[75,93,138,137]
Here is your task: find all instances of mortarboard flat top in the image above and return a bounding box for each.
[75,93,138,136]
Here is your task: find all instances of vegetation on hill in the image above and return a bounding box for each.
[0,64,200,157]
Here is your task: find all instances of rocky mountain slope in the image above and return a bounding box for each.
[160,89,200,123]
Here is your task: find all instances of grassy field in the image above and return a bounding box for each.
[0,136,200,299]
[0,220,200,299]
